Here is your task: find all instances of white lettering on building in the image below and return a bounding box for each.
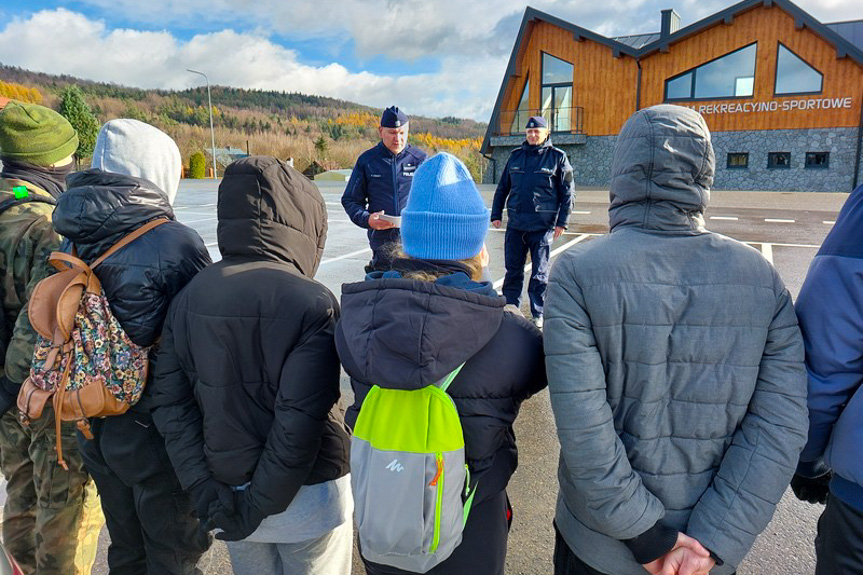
[691,97,852,115]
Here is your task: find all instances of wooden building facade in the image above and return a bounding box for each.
[481,0,863,192]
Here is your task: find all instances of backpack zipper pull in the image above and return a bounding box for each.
[429,454,443,487]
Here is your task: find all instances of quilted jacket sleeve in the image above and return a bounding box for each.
[150,305,211,490]
[685,272,808,567]
[544,254,666,539]
[246,293,343,517]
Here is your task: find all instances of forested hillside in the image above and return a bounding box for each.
[0,64,489,179]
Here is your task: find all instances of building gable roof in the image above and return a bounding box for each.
[636,0,863,65]
[482,0,863,154]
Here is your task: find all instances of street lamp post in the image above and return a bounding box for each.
[186,68,218,179]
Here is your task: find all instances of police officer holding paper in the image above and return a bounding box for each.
[491,116,574,328]
[342,106,427,272]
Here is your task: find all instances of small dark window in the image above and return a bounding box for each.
[727,153,749,169]
[767,152,791,169]
[805,152,829,169]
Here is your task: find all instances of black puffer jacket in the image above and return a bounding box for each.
[337,272,548,502]
[53,169,211,412]
[151,156,350,518]
[54,169,211,348]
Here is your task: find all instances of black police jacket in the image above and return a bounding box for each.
[341,142,427,250]
[491,138,575,232]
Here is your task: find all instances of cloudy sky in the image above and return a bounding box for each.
[0,0,860,122]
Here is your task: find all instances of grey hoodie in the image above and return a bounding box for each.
[91,119,182,204]
[544,105,808,575]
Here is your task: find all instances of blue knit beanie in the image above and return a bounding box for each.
[401,152,489,260]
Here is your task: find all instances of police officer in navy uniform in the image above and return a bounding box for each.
[491,116,574,328]
[342,106,428,272]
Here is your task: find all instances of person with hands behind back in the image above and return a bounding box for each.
[544,105,808,575]
[151,156,352,575]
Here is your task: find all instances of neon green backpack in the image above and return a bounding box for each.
[351,364,478,573]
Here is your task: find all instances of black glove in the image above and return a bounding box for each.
[0,376,19,417]
[791,472,832,504]
[189,477,235,524]
[211,489,266,542]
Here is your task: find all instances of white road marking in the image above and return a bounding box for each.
[179,217,218,225]
[742,241,819,248]
[320,248,372,265]
[493,234,592,291]
[764,218,795,223]
[573,210,591,215]
[709,216,739,221]
[760,243,774,264]
[823,220,836,225]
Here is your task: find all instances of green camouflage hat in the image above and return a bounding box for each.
[0,101,79,166]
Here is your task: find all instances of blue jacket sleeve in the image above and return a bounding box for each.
[491,156,512,222]
[555,153,575,229]
[795,254,863,464]
[342,159,370,229]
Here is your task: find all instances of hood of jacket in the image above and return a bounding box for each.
[337,272,505,390]
[91,119,182,205]
[54,169,174,260]
[609,105,714,234]
[217,156,326,277]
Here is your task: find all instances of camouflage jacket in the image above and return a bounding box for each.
[0,177,60,386]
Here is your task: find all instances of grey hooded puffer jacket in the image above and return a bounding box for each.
[544,105,808,575]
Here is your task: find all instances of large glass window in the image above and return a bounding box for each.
[510,77,530,134]
[541,53,573,132]
[775,43,822,95]
[665,44,756,101]
[542,53,573,84]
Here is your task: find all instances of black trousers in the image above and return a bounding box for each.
[553,524,736,575]
[815,493,863,575]
[78,412,211,575]
[363,490,511,575]
[502,227,552,319]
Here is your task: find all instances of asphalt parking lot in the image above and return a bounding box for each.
[16,179,848,574]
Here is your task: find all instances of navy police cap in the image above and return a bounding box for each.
[525,116,548,129]
[381,106,409,128]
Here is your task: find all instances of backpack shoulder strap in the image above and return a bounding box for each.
[91,218,170,269]
[437,362,466,394]
[0,183,57,216]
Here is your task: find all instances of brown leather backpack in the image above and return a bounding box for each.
[17,218,168,469]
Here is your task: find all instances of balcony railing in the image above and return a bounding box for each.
[496,107,584,137]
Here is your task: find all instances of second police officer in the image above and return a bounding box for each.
[341,106,427,273]
[491,116,574,329]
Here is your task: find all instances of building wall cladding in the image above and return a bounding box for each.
[486,128,863,192]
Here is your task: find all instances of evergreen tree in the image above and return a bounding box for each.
[189,152,206,179]
[59,85,100,162]
[314,135,329,157]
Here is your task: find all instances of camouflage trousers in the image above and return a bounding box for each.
[0,408,104,575]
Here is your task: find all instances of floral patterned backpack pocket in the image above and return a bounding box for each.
[17,218,168,468]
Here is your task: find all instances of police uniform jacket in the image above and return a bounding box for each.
[491,138,574,232]
[341,142,427,250]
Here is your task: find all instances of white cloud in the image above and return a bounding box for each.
[0,9,505,121]
[56,0,863,59]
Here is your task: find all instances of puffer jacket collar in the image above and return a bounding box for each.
[217,156,326,277]
[54,169,174,262]
[338,274,504,390]
[608,105,714,234]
